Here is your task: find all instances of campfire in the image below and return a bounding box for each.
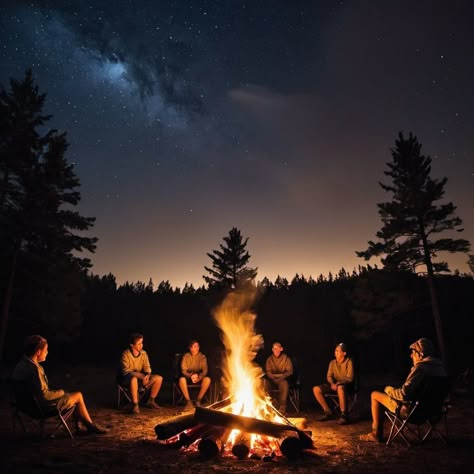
[155,291,313,460]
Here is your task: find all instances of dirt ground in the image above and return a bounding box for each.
[1,365,473,474]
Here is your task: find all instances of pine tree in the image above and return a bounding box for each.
[0,70,97,358]
[203,227,257,289]
[357,132,470,364]
[468,255,474,275]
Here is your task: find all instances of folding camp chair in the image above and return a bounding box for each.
[172,353,211,406]
[116,375,148,409]
[385,376,450,447]
[325,359,360,419]
[288,356,301,412]
[11,380,77,439]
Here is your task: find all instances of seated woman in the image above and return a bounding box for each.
[179,340,211,410]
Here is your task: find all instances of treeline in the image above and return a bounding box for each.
[10,266,467,389]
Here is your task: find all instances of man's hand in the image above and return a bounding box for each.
[330,383,338,391]
[191,373,200,384]
[143,374,150,385]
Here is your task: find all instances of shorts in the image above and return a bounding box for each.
[318,382,355,394]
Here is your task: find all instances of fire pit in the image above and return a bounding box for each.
[155,291,315,461]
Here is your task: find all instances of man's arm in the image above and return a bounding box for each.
[199,354,208,379]
[142,352,152,375]
[327,360,336,385]
[280,355,293,379]
[181,353,194,377]
[384,366,425,401]
[265,357,277,382]
[36,366,64,401]
[337,358,354,385]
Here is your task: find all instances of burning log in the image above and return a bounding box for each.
[163,423,214,448]
[197,427,227,459]
[231,433,250,459]
[154,413,196,440]
[195,406,313,448]
[279,431,303,461]
[155,398,232,440]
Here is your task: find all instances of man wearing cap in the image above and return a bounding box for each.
[264,342,293,415]
[313,342,354,424]
[360,337,447,442]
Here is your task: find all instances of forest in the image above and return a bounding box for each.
[1,71,473,391]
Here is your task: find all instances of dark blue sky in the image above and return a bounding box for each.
[1,0,473,287]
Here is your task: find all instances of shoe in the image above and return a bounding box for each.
[184,400,194,411]
[337,414,348,425]
[359,432,383,442]
[131,404,140,415]
[318,412,333,421]
[87,423,108,434]
[195,400,202,408]
[145,400,161,409]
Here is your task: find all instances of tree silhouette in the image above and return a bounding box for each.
[357,132,470,365]
[0,70,97,358]
[203,227,257,289]
[468,255,474,275]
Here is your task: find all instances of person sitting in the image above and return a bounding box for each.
[360,337,447,442]
[179,340,211,410]
[12,334,108,434]
[264,341,293,415]
[313,342,354,425]
[118,333,163,414]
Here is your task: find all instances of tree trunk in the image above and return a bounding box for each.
[420,226,448,368]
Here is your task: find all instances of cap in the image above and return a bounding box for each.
[272,342,283,349]
[409,338,434,357]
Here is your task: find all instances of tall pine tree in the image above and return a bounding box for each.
[203,227,257,290]
[357,132,470,365]
[0,70,97,359]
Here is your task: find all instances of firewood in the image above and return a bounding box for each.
[154,413,197,439]
[231,432,250,459]
[198,427,227,459]
[195,406,313,446]
[279,431,302,460]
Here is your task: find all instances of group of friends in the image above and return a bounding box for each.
[11,332,446,442]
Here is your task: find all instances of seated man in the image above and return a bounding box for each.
[12,335,107,434]
[313,342,354,425]
[360,337,447,442]
[119,333,163,414]
[264,341,293,415]
[179,340,211,410]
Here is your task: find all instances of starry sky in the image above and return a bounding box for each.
[1,0,473,288]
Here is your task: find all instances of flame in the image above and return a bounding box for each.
[212,290,282,452]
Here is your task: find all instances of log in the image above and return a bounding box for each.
[231,433,250,459]
[154,413,197,440]
[195,406,312,446]
[279,431,302,461]
[286,417,308,431]
[197,427,227,459]
[163,423,213,447]
[155,398,231,439]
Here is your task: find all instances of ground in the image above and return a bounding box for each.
[1,365,473,473]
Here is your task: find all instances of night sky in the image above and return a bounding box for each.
[1,0,473,288]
